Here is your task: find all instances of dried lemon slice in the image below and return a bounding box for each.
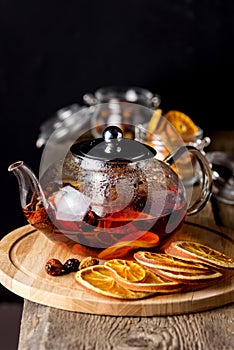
[75,265,154,299]
[104,259,146,282]
[163,110,198,139]
[165,241,234,269]
[104,259,183,292]
[134,251,209,272]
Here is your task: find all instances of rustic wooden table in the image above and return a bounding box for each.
[8,130,234,349]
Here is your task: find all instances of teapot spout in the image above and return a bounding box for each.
[8,161,50,230]
[9,161,56,236]
[8,161,44,208]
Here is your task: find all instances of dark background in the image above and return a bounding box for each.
[0,0,234,300]
[1,0,234,237]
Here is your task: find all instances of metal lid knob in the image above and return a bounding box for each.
[103,126,123,143]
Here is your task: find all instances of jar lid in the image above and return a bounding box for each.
[207,152,234,204]
[70,125,156,162]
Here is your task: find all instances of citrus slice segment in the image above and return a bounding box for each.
[147,109,163,134]
[165,240,234,269]
[104,259,183,292]
[75,265,154,299]
[134,251,209,272]
[104,259,146,282]
[147,265,223,284]
[98,231,159,260]
[163,110,198,140]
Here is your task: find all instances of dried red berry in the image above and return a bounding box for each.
[63,258,80,272]
[45,258,65,276]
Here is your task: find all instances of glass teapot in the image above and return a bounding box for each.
[8,107,213,260]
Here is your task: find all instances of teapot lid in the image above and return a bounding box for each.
[70,125,156,162]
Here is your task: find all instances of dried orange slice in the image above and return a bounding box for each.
[104,259,146,282]
[104,259,183,292]
[163,110,198,140]
[134,251,209,272]
[147,265,223,284]
[165,241,234,269]
[98,231,159,260]
[147,109,163,134]
[75,265,154,299]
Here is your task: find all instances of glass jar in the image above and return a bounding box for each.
[83,86,161,139]
[83,86,161,108]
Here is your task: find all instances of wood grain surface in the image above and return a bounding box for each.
[18,300,234,350]
[1,222,234,316]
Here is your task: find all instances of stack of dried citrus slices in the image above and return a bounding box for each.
[75,240,234,300]
[134,250,223,288]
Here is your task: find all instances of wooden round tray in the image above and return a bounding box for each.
[0,223,234,316]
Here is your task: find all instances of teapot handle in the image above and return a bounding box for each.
[163,145,213,215]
